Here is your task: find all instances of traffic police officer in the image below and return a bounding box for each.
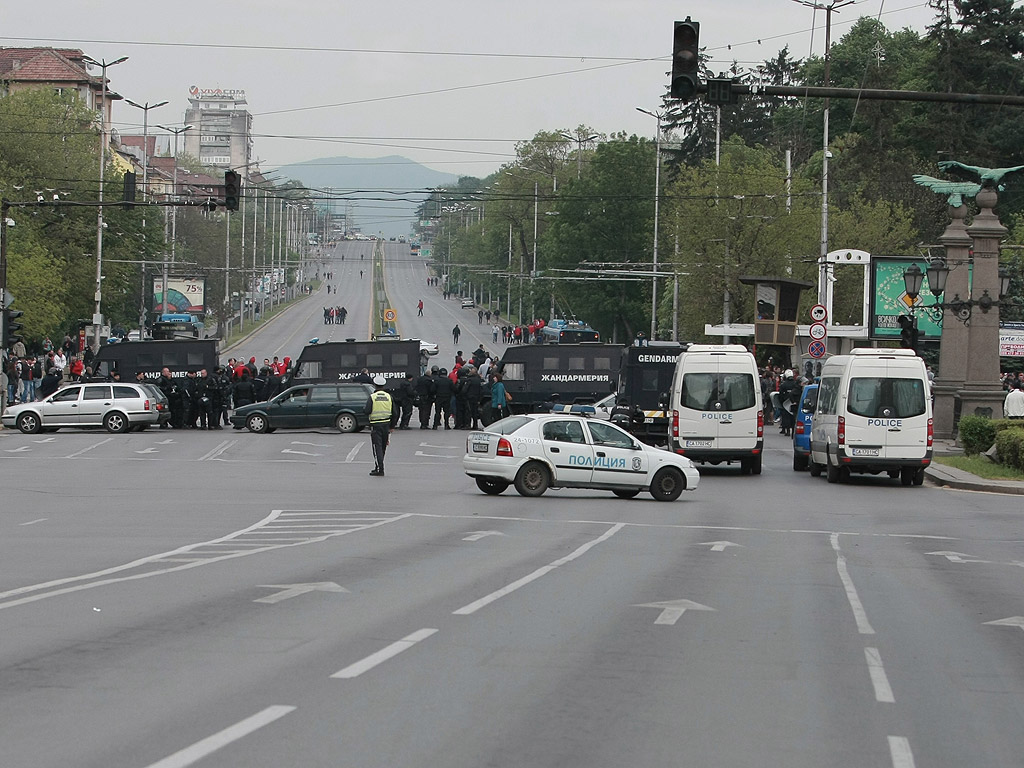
[365,374,396,476]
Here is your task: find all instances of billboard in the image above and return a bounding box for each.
[1001,322,1024,357]
[869,256,942,341]
[153,277,206,315]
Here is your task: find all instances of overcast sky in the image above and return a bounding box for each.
[6,1,938,180]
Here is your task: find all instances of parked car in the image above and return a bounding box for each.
[230,383,373,433]
[792,383,818,471]
[463,413,700,501]
[1,382,162,434]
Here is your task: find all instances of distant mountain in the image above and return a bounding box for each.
[276,155,457,239]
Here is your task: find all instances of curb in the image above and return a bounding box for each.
[925,463,1024,495]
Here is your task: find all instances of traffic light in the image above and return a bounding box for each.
[671,18,701,101]
[897,314,918,352]
[3,307,24,348]
[224,170,240,212]
[122,171,136,210]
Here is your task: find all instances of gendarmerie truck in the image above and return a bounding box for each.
[498,343,624,413]
[288,338,420,388]
[88,339,220,381]
[610,342,689,445]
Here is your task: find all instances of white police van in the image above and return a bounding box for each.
[667,344,764,474]
[809,348,932,486]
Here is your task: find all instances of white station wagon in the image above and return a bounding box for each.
[2,382,161,434]
[463,413,700,500]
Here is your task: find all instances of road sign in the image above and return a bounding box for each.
[383,309,397,322]
[808,322,827,340]
[810,303,828,322]
[808,340,826,359]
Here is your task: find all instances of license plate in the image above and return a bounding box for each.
[852,447,879,457]
[472,442,490,453]
[685,439,713,448]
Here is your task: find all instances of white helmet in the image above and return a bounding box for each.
[784,369,794,379]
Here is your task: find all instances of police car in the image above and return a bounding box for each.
[463,413,700,501]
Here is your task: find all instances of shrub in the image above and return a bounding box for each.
[958,414,996,456]
[995,427,1024,471]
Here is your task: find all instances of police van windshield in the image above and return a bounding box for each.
[847,377,926,419]
[680,373,756,411]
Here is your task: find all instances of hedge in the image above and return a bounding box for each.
[994,427,1024,471]
[958,415,1023,457]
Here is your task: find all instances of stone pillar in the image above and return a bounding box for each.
[933,204,971,438]
[959,186,1006,419]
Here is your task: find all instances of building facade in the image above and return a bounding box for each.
[182,86,252,171]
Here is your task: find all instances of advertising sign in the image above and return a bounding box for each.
[1001,322,1024,357]
[153,277,206,315]
[869,256,942,341]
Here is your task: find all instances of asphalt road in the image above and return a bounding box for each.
[2,253,1024,767]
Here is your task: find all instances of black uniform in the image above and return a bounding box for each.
[432,373,454,429]
[779,377,801,436]
[415,372,436,428]
[397,375,416,429]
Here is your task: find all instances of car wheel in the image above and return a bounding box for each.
[650,467,685,502]
[335,412,358,433]
[613,489,640,499]
[475,477,509,495]
[749,454,762,475]
[912,467,925,486]
[826,452,841,484]
[103,411,130,434]
[900,467,914,486]
[17,412,40,434]
[888,469,900,479]
[246,413,268,433]
[793,453,808,471]
[514,461,550,497]
[809,459,822,477]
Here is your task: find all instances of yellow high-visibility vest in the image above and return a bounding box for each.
[370,391,393,423]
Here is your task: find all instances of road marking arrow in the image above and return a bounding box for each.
[926,551,990,564]
[33,437,56,443]
[135,448,159,454]
[420,443,458,449]
[415,450,458,458]
[156,439,176,444]
[984,616,1024,631]
[634,599,716,626]
[254,582,348,604]
[463,531,504,542]
[698,540,742,552]
[291,441,332,447]
[5,446,31,453]
[281,449,322,457]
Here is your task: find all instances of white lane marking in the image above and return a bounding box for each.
[984,616,1024,631]
[198,440,236,461]
[697,540,742,552]
[142,705,296,768]
[331,628,438,679]
[926,550,989,563]
[20,518,48,526]
[0,511,411,611]
[292,441,332,447]
[33,437,56,443]
[420,443,458,449]
[135,448,160,454]
[415,450,458,458]
[5,446,32,453]
[281,448,321,456]
[830,533,875,635]
[254,582,348,604]
[634,598,716,626]
[454,524,625,616]
[888,736,916,768]
[463,531,504,542]
[345,443,363,462]
[156,439,176,444]
[864,647,895,703]
[64,438,112,458]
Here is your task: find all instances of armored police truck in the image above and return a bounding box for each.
[88,339,220,381]
[610,342,689,445]
[498,343,624,413]
[288,338,420,388]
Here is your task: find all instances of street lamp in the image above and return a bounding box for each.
[156,124,193,312]
[913,260,1015,325]
[636,107,664,340]
[82,55,128,349]
[558,130,599,179]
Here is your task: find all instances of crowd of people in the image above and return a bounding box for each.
[323,306,349,324]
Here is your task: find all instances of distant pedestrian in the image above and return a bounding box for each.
[452,324,461,344]
[417,299,424,317]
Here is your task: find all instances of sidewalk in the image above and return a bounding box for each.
[926,439,1024,495]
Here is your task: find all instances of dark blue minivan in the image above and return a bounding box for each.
[792,383,818,471]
